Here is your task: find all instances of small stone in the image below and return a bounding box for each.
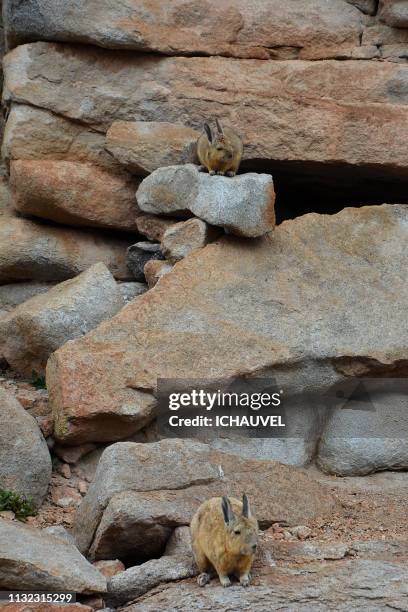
[144,260,173,288]
[93,559,125,579]
[58,463,72,479]
[117,282,147,303]
[78,480,88,495]
[52,486,83,508]
[135,213,178,242]
[36,415,54,438]
[161,218,222,263]
[290,525,312,540]
[53,443,97,464]
[126,242,164,282]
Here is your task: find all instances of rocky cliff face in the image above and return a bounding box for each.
[0,1,407,610]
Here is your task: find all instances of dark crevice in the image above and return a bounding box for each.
[240,158,408,224]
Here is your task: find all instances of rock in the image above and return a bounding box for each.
[126,242,164,282]
[117,282,147,303]
[107,557,196,607]
[0,217,132,283]
[54,443,97,465]
[137,165,275,238]
[290,525,313,540]
[0,518,107,593]
[0,281,56,310]
[161,218,222,263]
[11,160,141,232]
[346,0,377,14]
[2,104,118,170]
[3,0,364,59]
[0,176,13,218]
[143,260,173,289]
[0,263,125,376]
[78,480,88,495]
[361,23,408,63]
[58,463,72,479]
[265,539,349,563]
[164,527,192,558]
[135,213,178,242]
[3,44,407,184]
[106,122,199,175]
[380,0,408,28]
[47,205,408,445]
[317,386,408,476]
[121,559,408,610]
[42,525,76,545]
[72,440,337,559]
[93,560,125,579]
[80,596,105,611]
[52,486,83,508]
[0,387,51,506]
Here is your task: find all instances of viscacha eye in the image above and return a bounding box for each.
[234,529,241,535]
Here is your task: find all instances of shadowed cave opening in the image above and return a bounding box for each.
[241,159,408,225]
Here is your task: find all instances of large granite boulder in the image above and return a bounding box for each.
[0,388,51,506]
[0,518,106,593]
[3,44,407,192]
[3,0,365,59]
[0,217,132,282]
[10,160,141,232]
[2,104,118,170]
[137,165,275,238]
[72,440,338,559]
[47,205,408,446]
[0,263,125,376]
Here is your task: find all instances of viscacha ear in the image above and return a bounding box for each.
[242,493,250,518]
[221,496,234,525]
[204,123,213,143]
[215,118,224,135]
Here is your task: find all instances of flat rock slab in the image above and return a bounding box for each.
[137,165,275,237]
[3,44,407,178]
[72,439,338,558]
[317,387,408,476]
[10,160,141,232]
[0,387,51,507]
[0,263,124,377]
[0,217,132,283]
[0,518,107,593]
[122,558,408,611]
[3,0,364,59]
[107,557,196,607]
[47,205,408,446]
